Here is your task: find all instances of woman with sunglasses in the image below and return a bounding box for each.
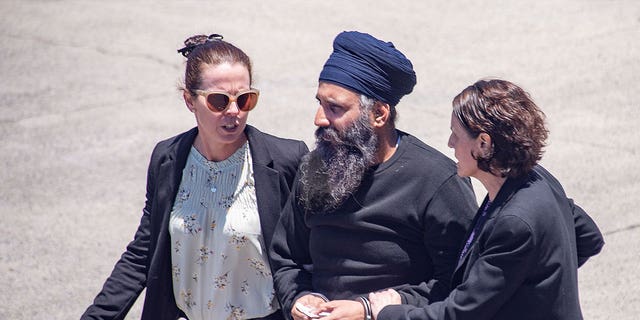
[82,34,308,320]
[368,79,604,320]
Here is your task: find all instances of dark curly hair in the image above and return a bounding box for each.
[179,34,253,95]
[452,79,549,178]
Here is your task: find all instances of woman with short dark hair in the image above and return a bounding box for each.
[370,79,604,320]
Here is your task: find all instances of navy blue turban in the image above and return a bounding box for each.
[319,31,417,106]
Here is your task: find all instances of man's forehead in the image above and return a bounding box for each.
[316,81,361,101]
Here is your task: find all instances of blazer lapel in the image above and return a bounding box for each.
[245,126,282,250]
[452,173,531,283]
[156,128,197,247]
[454,198,490,270]
[144,127,197,316]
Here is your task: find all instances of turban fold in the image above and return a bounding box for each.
[319,31,416,106]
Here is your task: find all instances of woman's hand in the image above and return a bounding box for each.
[369,289,401,320]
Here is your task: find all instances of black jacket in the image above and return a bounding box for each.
[82,125,308,320]
[378,165,604,320]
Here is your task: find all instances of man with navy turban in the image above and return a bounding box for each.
[270,31,478,320]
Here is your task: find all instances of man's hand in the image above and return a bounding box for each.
[369,289,401,319]
[315,299,365,320]
[292,295,328,320]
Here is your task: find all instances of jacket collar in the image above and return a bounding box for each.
[244,125,275,168]
[453,170,535,276]
[490,171,533,211]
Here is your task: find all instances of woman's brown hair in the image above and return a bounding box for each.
[452,79,549,178]
[179,34,253,95]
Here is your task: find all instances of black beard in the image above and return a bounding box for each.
[299,112,378,214]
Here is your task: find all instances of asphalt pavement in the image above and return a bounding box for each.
[1,1,638,319]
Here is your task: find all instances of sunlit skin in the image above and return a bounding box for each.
[447,112,506,201]
[369,289,401,319]
[447,112,481,178]
[315,82,368,131]
[183,62,251,161]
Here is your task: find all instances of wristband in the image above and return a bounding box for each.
[358,296,372,320]
[310,292,329,302]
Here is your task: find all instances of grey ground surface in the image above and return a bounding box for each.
[1,0,638,319]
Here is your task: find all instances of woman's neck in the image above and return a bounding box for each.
[193,134,247,162]
[476,171,507,201]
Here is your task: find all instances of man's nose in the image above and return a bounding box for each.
[314,107,330,127]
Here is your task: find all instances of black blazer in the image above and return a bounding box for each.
[378,165,604,320]
[82,125,308,320]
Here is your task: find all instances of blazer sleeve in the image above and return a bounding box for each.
[395,175,476,307]
[378,215,536,320]
[533,165,604,267]
[571,199,604,266]
[533,165,604,266]
[81,147,159,320]
[269,178,315,320]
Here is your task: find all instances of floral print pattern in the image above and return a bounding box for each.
[169,143,277,320]
[214,271,230,290]
[181,289,196,309]
[228,227,250,249]
[183,213,202,235]
[195,246,213,265]
[248,258,271,278]
[225,303,246,320]
[241,280,250,295]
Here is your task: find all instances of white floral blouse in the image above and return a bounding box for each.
[169,142,278,320]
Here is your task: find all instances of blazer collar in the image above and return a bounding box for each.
[453,171,535,275]
[244,125,281,249]
[490,172,533,210]
[244,125,275,168]
[166,127,197,167]
[156,128,198,230]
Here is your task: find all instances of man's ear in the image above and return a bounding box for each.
[183,90,196,113]
[372,102,391,128]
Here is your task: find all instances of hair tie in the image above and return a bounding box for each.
[177,33,224,58]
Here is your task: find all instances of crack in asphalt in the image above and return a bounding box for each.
[3,33,179,69]
[0,92,165,125]
[603,223,640,236]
